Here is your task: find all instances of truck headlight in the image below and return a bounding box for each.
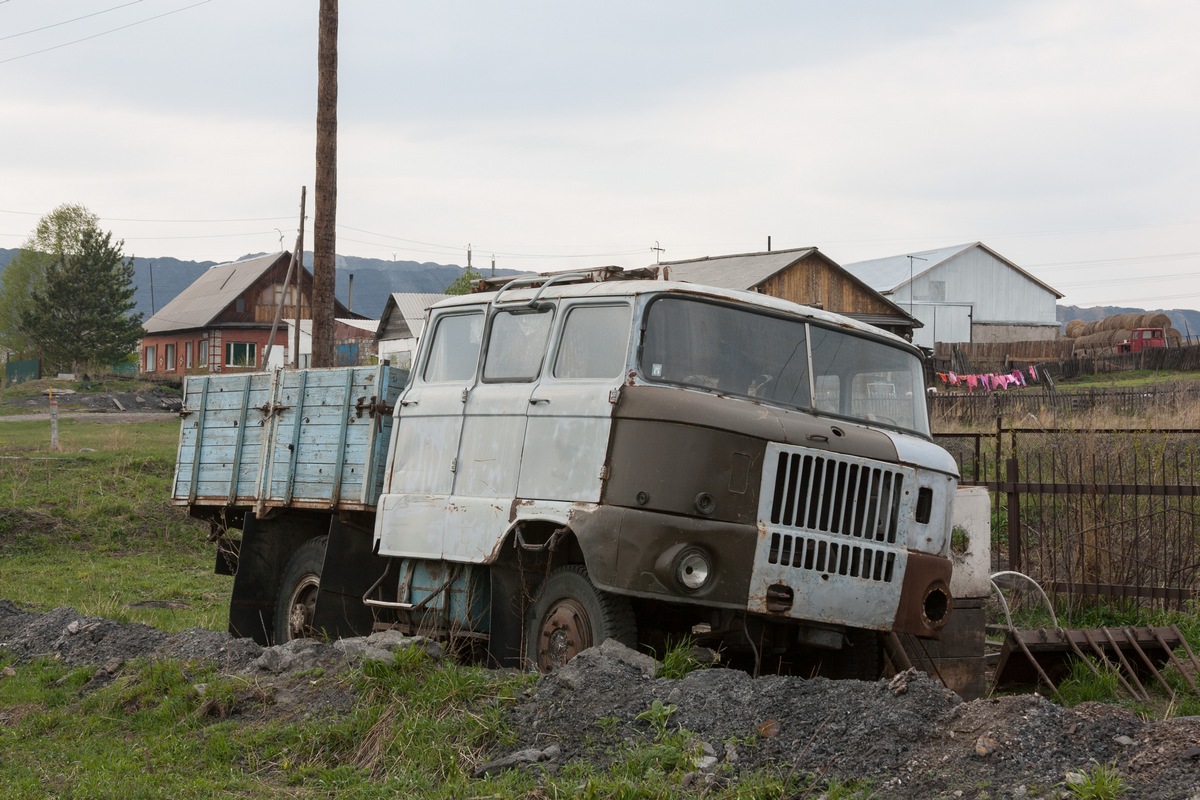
[675,548,712,591]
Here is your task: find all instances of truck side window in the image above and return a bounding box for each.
[483,309,554,382]
[553,305,631,379]
[422,313,483,383]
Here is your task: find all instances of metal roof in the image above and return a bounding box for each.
[841,243,976,292]
[658,248,817,290]
[143,251,291,333]
[376,292,444,340]
[842,242,1064,298]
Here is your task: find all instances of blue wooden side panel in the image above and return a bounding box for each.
[172,365,404,511]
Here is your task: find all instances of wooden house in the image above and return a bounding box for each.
[140,251,355,375]
[660,247,920,339]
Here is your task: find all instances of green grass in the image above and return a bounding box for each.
[1056,370,1200,388]
[1065,761,1128,800]
[0,418,222,631]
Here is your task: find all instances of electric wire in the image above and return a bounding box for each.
[0,0,145,43]
[0,0,211,65]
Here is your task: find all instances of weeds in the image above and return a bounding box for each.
[1065,761,1128,800]
[655,636,715,680]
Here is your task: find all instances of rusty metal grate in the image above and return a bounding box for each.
[766,531,897,582]
[768,450,904,544]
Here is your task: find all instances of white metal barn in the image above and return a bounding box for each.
[842,242,1063,349]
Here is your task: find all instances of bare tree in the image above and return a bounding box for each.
[312,0,338,367]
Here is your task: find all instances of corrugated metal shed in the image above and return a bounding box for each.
[842,242,1064,347]
[843,242,1063,299]
[376,293,443,341]
[143,251,289,333]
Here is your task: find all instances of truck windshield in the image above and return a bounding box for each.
[640,296,930,437]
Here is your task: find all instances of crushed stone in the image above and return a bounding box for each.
[3,603,1200,798]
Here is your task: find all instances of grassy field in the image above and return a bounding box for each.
[0,417,228,631]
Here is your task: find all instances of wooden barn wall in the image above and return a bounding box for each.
[758,260,899,317]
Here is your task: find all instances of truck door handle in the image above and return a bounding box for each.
[400,399,419,407]
[529,397,550,405]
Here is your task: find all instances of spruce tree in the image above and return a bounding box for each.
[20,228,144,373]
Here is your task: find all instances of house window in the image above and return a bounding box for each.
[198,338,208,366]
[185,342,193,369]
[145,345,156,372]
[164,343,176,371]
[261,284,298,307]
[235,297,246,313]
[225,342,257,368]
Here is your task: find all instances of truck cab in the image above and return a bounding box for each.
[1117,327,1167,353]
[367,271,958,674]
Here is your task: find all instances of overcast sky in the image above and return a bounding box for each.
[2,1,1198,310]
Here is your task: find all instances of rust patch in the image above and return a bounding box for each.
[894,550,953,639]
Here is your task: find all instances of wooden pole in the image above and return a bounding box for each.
[311,0,337,368]
[293,186,306,366]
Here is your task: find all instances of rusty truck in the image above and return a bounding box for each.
[174,270,959,675]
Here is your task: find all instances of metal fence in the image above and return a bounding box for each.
[935,425,1200,611]
[930,382,1200,424]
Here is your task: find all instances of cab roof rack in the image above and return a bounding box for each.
[473,265,660,294]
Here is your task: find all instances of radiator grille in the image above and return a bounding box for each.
[765,531,896,583]
[768,450,904,544]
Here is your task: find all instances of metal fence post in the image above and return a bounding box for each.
[1007,455,1022,572]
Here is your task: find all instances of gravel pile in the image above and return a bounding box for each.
[3,602,1199,798]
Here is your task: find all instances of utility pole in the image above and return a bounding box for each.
[652,241,665,264]
[311,0,338,368]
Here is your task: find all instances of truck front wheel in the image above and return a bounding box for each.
[526,565,636,672]
[274,536,328,644]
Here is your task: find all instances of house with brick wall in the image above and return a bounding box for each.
[139,251,355,375]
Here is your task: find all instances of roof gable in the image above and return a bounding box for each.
[377,292,444,340]
[143,251,292,333]
[659,247,817,289]
[843,242,1064,298]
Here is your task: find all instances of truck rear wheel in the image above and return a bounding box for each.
[274,536,328,644]
[526,565,636,672]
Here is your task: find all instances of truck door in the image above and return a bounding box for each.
[518,302,633,502]
[448,305,556,560]
[378,309,483,559]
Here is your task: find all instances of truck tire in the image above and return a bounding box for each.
[826,629,884,681]
[525,565,636,672]
[274,536,328,645]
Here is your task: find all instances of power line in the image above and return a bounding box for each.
[0,0,146,42]
[0,0,211,65]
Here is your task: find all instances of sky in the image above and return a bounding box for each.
[1,1,1198,311]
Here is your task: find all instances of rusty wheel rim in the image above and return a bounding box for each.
[285,574,320,641]
[536,598,593,672]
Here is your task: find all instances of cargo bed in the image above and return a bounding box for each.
[172,364,406,513]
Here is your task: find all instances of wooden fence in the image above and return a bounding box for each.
[934,425,1200,611]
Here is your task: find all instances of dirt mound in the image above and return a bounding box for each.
[3,605,1200,798]
[492,640,1200,799]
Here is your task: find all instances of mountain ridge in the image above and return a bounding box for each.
[0,248,513,321]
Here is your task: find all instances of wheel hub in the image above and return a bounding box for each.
[285,574,320,641]
[537,598,593,671]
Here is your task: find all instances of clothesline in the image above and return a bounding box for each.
[935,365,1040,393]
